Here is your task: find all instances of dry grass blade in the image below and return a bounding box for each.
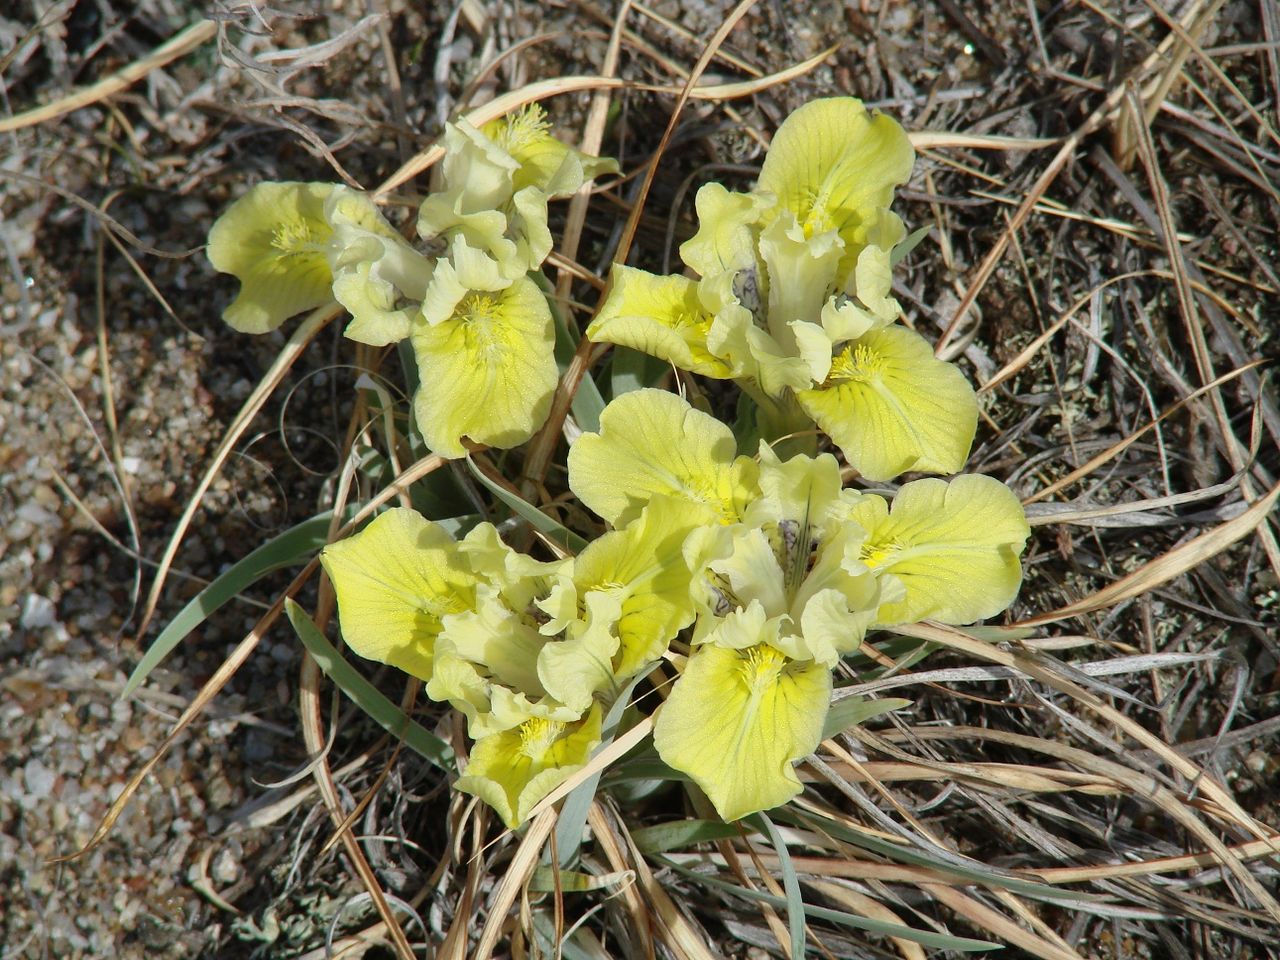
[895,623,1280,921]
[921,884,1081,960]
[472,809,558,960]
[1015,480,1280,625]
[299,645,416,960]
[374,49,833,198]
[0,19,216,133]
[1021,361,1265,504]
[933,0,1216,355]
[598,804,719,960]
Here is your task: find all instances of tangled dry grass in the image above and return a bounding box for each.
[2,1,1278,957]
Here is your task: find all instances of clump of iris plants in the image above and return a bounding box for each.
[207,97,1029,828]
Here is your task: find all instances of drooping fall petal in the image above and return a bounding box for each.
[411,273,556,458]
[654,642,830,821]
[320,508,478,682]
[207,181,337,334]
[797,325,977,481]
[850,474,1030,626]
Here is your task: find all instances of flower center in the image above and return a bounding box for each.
[492,104,552,155]
[827,342,884,384]
[459,293,501,324]
[739,644,788,690]
[518,717,565,760]
[859,536,903,568]
[271,218,330,257]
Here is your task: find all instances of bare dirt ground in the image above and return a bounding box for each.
[2,1,1278,958]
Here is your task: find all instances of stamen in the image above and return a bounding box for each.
[518,717,565,760]
[738,644,787,690]
[826,342,884,384]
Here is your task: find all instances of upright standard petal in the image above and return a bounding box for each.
[570,497,702,681]
[797,325,977,481]
[325,187,434,346]
[679,182,771,290]
[207,181,336,334]
[587,265,736,379]
[757,98,914,284]
[320,508,478,682]
[850,474,1030,626]
[654,642,830,821]
[411,273,557,458]
[567,388,758,527]
[456,705,603,829]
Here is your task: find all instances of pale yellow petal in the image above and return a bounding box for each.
[797,325,977,481]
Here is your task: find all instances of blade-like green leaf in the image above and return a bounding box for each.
[610,345,670,397]
[630,819,744,854]
[756,813,807,959]
[663,859,998,952]
[553,676,644,867]
[890,224,933,267]
[124,508,353,698]
[465,454,587,553]
[285,598,454,770]
[822,697,912,739]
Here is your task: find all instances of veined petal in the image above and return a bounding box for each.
[850,474,1030,625]
[567,388,759,527]
[797,325,977,481]
[207,181,336,334]
[571,497,701,680]
[412,273,557,458]
[587,265,735,379]
[654,643,830,821]
[757,97,914,284]
[320,508,476,682]
[456,705,603,829]
[679,182,771,287]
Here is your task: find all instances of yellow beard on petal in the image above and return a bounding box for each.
[518,716,566,761]
[826,341,884,384]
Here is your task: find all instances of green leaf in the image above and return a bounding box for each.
[610,344,671,396]
[755,813,806,959]
[821,696,912,739]
[124,508,354,698]
[465,454,587,553]
[774,807,1099,903]
[890,224,933,267]
[553,676,644,867]
[630,819,744,854]
[662,859,998,952]
[529,866,623,893]
[285,598,454,770]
